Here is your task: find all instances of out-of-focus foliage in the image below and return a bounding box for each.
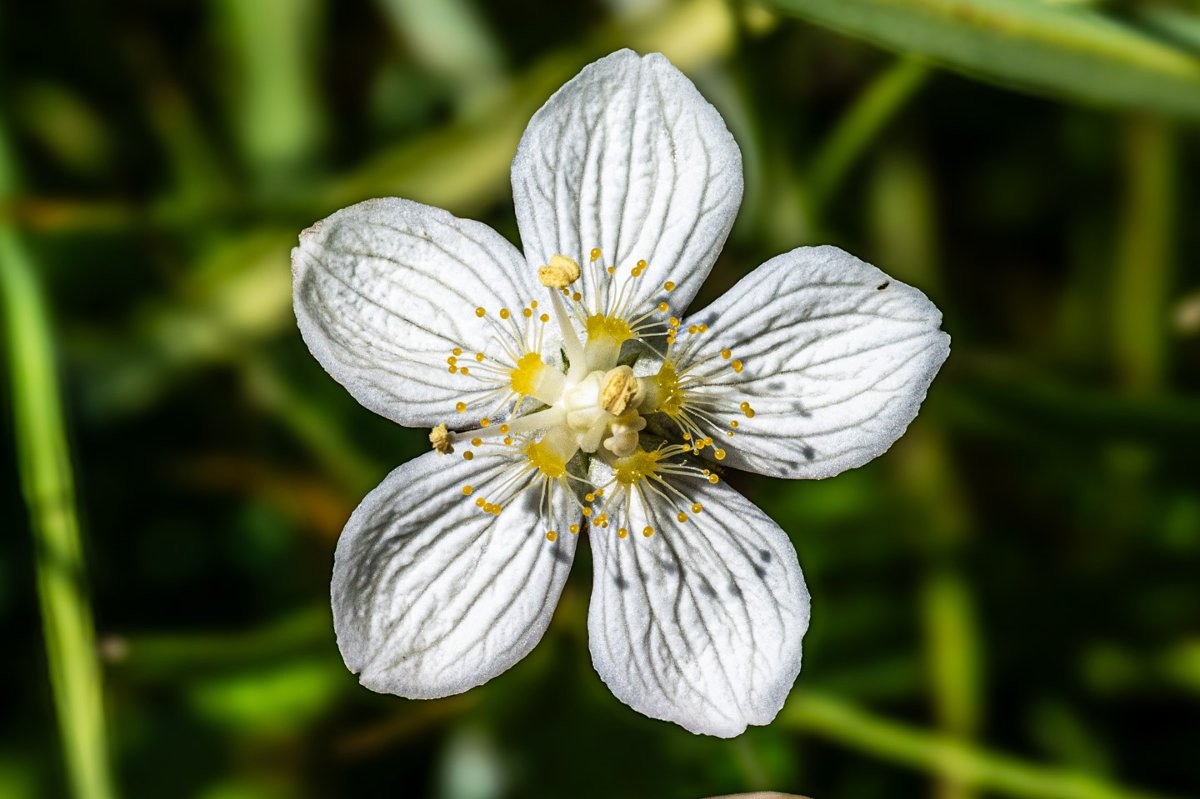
[1,0,1197,797]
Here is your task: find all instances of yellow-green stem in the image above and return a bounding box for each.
[782,692,1179,799]
[0,195,117,798]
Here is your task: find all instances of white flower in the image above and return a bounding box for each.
[292,49,949,737]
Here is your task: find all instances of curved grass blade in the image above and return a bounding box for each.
[766,0,1200,120]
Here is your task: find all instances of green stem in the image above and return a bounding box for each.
[1112,115,1175,394]
[0,160,117,799]
[808,57,930,213]
[782,693,1179,799]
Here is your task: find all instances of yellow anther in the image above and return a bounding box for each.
[714,449,726,461]
[599,365,639,415]
[569,524,580,534]
[740,402,756,418]
[503,436,513,446]
[463,451,474,461]
[730,420,739,429]
[480,418,491,427]
[539,254,582,288]
[546,530,558,542]
[475,353,485,362]
[582,508,593,517]
[523,308,533,318]
[669,317,680,328]
[500,308,511,319]
[455,402,467,413]
[429,423,454,454]
[707,473,720,484]
[636,259,647,270]
[540,313,550,323]
[572,291,582,302]
[731,360,744,373]
[677,512,689,523]
[459,366,469,375]
[617,528,629,539]
[606,266,615,274]
[590,248,602,262]
[691,503,703,514]
[688,325,698,335]
[448,366,457,374]
[462,485,473,496]
[453,347,463,356]
[475,497,486,507]
[585,493,595,502]
[447,356,457,365]
[471,437,483,447]
[663,281,676,292]
[499,424,509,433]
[698,324,707,333]
[531,300,538,309]
[475,307,486,318]
[642,526,654,538]
[721,348,732,359]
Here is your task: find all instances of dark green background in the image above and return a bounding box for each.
[2,1,1199,797]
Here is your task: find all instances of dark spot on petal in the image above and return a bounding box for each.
[759,549,772,563]
[753,565,767,578]
[614,576,628,590]
[802,446,815,461]
[877,281,890,290]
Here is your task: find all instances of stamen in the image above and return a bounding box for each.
[429,423,454,454]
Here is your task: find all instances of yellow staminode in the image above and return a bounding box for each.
[523,439,567,479]
[509,352,545,396]
[585,313,634,346]
[613,448,663,487]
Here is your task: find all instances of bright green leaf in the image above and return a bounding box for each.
[766,0,1200,120]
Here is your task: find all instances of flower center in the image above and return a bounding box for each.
[435,249,751,541]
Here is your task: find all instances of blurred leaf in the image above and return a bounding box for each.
[188,658,343,735]
[765,0,1200,120]
[104,606,331,681]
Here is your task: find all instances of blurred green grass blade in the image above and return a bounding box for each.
[808,57,929,210]
[765,0,1200,120]
[0,162,116,799]
[215,0,325,181]
[783,692,1181,799]
[1112,116,1175,393]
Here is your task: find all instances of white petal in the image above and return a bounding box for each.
[587,463,809,737]
[293,197,548,428]
[512,49,742,316]
[682,246,949,479]
[333,449,577,698]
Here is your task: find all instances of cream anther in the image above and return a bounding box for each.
[538,254,582,288]
[429,423,454,454]
[599,365,641,416]
[603,413,647,457]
